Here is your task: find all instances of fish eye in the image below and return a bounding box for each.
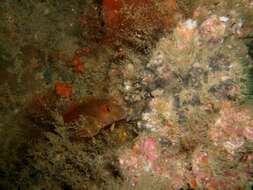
[106,106,111,112]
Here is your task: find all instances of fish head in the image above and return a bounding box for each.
[97,99,127,126]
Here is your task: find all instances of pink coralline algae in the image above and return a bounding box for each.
[192,148,211,186]
[209,102,253,154]
[140,137,159,161]
[243,126,253,141]
[119,136,160,176]
[191,146,253,189]
[118,135,191,189]
[199,15,226,42]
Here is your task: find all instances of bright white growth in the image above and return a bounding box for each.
[184,19,197,30]
[219,16,229,22]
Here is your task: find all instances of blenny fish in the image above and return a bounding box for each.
[63,97,126,138]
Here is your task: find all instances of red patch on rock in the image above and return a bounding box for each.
[102,0,123,29]
[55,82,73,98]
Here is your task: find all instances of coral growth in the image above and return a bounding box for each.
[118,12,253,189]
[209,102,253,154]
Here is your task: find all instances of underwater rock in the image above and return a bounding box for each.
[118,12,253,189]
[209,102,253,154]
[102,0,177,42]
[118,134,191,189]
[118,136,160,178]
[2,1,253,189]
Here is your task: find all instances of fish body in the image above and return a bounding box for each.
[63,97,126,138]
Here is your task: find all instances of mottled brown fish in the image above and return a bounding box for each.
[63,97,126,138]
